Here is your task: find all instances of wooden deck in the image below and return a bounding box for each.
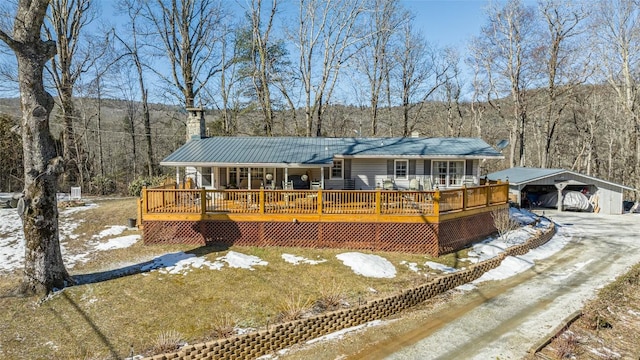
[138,183,509,255]
[138,183,509,223]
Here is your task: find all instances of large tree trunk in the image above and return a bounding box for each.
[0,0,71,295]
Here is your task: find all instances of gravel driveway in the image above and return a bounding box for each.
[383,211,640,360]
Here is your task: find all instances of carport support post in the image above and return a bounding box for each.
[555,182,568,212]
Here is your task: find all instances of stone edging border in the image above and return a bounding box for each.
[528,310,582,356]
[146,219,557,360]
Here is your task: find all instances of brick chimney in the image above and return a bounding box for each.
[186,107,206,141]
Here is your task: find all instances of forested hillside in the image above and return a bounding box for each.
[0,0,638,199]
[0,81,634,197]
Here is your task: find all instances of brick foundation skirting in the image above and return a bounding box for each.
[145,221,557,360]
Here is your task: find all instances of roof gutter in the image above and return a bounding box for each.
[159,161,329,168]
[333,154,504,160]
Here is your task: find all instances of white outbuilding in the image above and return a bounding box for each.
[487,167,635,215]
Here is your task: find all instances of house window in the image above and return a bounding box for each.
[331,160,343,179]
[434,161,464,187]
[252,168,264,180]
[435,161,448,186]
[228,168,238,187]
[395,160,408,180]
[449,161,464,186]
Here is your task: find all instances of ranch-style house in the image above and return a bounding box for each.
[138,108,510,256]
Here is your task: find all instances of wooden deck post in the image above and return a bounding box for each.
[434,188,440,214]
[259,187,265,214]
[142,186,148,213]
[486,183,491,206]
[503,181,509,204]
[463,185,468,211]
[317,188,323,215]
[200,188,206,215]
[375,189,381,214]
[137,198,143,226]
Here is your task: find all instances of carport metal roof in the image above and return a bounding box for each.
[487,167,635,190]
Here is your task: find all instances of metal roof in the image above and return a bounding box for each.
[160,136,503,167]
[487,167,565,184]
[487,167,635,190]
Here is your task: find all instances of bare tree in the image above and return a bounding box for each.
[200,20,238,135]
[591,0,640,198]
[491,207,520,243]
[441,49,465,137]
[393,21,450,137]
[467,49,488,139]
[0,114,23,192]
[0,0,71,295]
[116,67,141,178]
[115,0,155,176]
[142,0,227,107]
[44,0,96,189]
[472,0,538,167]
[536,0,589,168]
[356,0,404,136]
[238,0,287,136]
[291,0,366,136]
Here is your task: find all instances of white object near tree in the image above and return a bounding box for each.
[70,187,81,200]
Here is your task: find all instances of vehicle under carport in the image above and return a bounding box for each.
[487,167,635,214]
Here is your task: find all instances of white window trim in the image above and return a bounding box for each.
[448,160,465,186]
[394,159,409,180]
[431,160,466,188]
[330,159,344,180]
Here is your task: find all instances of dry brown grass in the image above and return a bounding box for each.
[0,197,480,359]
[209,314,237,340]
[315,278,346,312]
[538,263,640,359]
[553,332,578,359]
[152,330,184,354]
[277,293,314,322]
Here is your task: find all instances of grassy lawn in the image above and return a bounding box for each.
[0,198,472,360]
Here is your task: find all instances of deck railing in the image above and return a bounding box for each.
[140,183,509,218]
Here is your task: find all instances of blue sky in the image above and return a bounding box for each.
[402,0,488,49]
[89,0,497,104]
[103,0,495,106]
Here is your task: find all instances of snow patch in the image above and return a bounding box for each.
[141,252,224,274]
[400,261,420,273]
[424,261,457,273]
[93,225,128,239]
[306,320,386,345]
[474,256,534,282]
[94,235,140,251]
[140,251,269,275]
[473,225,574,284]
[510,207,538,225]
[336,252,396,278]
[220,251,268,270]
[281,253,326,265]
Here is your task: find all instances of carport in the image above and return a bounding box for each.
[487,167,635,214]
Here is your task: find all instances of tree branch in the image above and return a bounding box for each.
[0,29,18,50]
